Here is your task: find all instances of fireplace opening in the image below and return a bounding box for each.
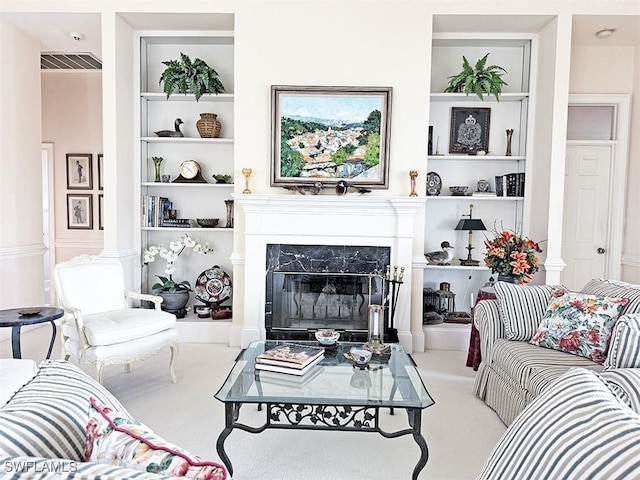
[265,244,390,342]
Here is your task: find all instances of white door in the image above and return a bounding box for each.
[561,145,612,290]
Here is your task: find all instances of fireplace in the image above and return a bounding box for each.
[234,194,424,352]
[265,244,390,341]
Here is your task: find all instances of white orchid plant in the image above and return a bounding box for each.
[143,233,213,293]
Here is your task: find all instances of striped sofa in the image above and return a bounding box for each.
[0,360,226,479]
[473,278,640,425]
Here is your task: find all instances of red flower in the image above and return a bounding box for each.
[585,329,601,345]
[559,331,581,352]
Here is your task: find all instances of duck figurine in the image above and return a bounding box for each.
[425,241,455,265]
[283,182,323,195]
[154,118,184,137]
[335,180,372,195]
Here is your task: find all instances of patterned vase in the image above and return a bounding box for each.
[497,274,519,284]
[196,113,222,138]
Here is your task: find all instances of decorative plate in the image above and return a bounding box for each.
[18,308,42,316]
[426,171,442,196]
[194,265,232,305]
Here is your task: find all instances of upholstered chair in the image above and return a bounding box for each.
[53,255,179,384]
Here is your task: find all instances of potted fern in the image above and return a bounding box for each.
[159,52,226,101]
[444,53,507,101]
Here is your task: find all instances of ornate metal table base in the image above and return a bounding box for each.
[216,402,429,479]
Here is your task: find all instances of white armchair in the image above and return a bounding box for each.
[53,255,179,384]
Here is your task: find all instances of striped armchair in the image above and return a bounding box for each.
[473,279,640,425]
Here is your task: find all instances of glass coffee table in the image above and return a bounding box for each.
[215,341,434,479]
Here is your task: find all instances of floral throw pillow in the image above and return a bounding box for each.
[529,289,629,364]
[86,397,227,479]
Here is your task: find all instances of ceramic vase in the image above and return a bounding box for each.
[158,290,189,317]
[505,129,514,156]
[497,274,519,284]
[224,199,234,228]
[196,113,222,138]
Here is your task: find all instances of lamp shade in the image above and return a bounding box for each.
[455,219,487,231]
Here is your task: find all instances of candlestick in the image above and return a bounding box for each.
[242,167,252,194]
[409,170,418,197]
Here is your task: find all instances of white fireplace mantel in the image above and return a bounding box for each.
[234,194,424,352]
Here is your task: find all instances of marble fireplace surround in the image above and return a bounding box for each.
[235,194,424,352]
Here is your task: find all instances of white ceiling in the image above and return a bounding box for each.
[2,11,638,61]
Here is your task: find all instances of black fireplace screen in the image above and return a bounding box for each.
[265,244,391,341]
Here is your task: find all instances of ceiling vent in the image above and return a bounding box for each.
[41,52,102,70]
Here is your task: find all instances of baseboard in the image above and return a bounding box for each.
[423,322,471,351]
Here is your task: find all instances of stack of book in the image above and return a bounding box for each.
[494,172,525,197]
[255,343,324,376]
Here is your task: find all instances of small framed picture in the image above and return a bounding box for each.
[97,154,104,190]
[98,194,104,230]
[449,107,491,154]
[66,153,93,189]
[67,194,93,229]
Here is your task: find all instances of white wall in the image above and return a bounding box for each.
[41,71,104,263]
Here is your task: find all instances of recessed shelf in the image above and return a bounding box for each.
[141,92,234,102]
[141,182,234,188]
[141,137,234,144]
[142,227,233,232]
[429,92,529,102]
[428,155,525,161]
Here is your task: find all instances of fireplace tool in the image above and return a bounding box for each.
[384,265,404,344]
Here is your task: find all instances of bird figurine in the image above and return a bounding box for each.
[425,241,455,265]
[154,118,184,137]
[283,182,323,195]
[335,180,371,195]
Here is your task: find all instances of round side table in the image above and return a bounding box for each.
[0,307,64,359]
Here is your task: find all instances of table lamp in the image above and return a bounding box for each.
[455,204,486,266]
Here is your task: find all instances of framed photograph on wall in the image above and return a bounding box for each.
[97,154,104,190]
[67,194,93,230]
[98,194,104,230]
[449,107,491,154]
[66,153,93,189]
[271,85,393,188]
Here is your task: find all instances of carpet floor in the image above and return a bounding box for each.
[2,327,506,480]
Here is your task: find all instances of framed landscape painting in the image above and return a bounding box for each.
[449,107,491,154]
[271,85,392,188]
[67,194,93,230]
[66,153,93,189]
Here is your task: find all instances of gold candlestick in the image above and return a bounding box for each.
[409,170,418,197]
[241,167,252,194]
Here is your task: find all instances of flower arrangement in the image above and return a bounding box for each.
[143,234,213,293]
[484,230,542,284]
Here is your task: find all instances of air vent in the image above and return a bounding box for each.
[41,53,102,70]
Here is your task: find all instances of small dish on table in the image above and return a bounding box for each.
[315,329,340,346]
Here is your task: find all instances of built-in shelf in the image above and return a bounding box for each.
[141,182,234,188]
[141,92,234,102]
[142,227,233,232]
[428,155,525,161]
[141,137,234,144]
[429,92,529,102]
[426,196,524,201]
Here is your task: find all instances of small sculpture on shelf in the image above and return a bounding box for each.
[334,180,371,195]
[284,182,323,195]
[154,118,184,137]
[409,170,418,197]
[241,167,252,194]
[505,129,514,156]
[424,241,455,265]
[212,174,232,184]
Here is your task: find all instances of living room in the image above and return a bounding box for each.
[1,1,640,478]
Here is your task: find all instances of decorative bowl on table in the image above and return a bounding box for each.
[196,218,219,228]
[349,347,372,369]
[315,329,340,346]
[449,185,469,196]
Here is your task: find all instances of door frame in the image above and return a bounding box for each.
[42,142,56,303]
[566,94,630,281]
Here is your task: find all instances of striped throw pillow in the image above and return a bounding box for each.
[477,368,640,480]
[605,314,640,369]
[0,360,128,461]
[600,368,640,414]
[494,282,559,341]
[581,278,640,315]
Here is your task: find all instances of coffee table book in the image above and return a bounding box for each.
[254,354,324,376]
[256,366,325,387]
[256,343,324,368]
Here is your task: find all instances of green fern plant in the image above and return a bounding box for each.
[159,52,225,101]
[444,53,507,101]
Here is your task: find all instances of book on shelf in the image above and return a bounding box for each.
[254,354,324,376]
[140,195,173,227]
[256,343,325,368]
[494,172,525,197]
[161,219,191,228]
[472,191,497,197]
[256,365,325,387]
